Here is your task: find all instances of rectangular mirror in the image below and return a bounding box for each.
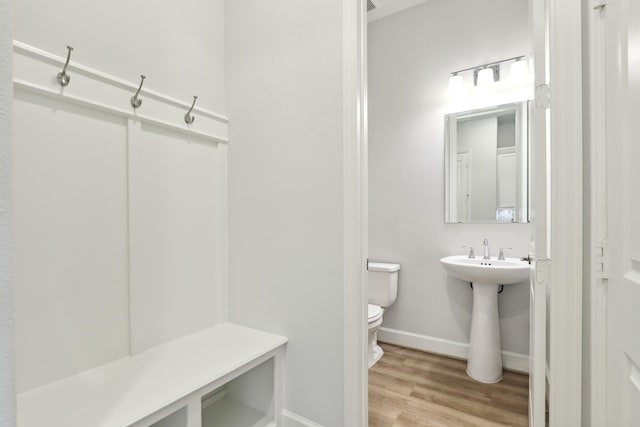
[444,101,529,223]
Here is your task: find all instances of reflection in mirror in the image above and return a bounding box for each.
[444,102,529,223]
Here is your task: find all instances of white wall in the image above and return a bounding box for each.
[13,0,225,114]
[225,1,345,425]
[12,0,226,392]
[13,97,130,392]
[0,0,14,424]
[368,0,532,356]
[127,125,221,354]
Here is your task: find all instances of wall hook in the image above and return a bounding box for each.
[184,96,198,124]
[130,75,146,108]
[56,45,74,87]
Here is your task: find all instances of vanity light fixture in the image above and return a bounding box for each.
[448,72,464,94]
[476,67,496,87]
[449,55,528,88]
[510,57,530,83]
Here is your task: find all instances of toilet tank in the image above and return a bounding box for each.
[368,261,400,308]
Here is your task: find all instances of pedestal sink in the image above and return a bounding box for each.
[440,255,529,383]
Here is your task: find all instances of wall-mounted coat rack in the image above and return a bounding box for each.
[130,75,145,108]
[56,45,73,87]
[184,95,198,124]
[13,41,229,143]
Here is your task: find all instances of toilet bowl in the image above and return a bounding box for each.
[367,261,400,368]
[368,304,384,368]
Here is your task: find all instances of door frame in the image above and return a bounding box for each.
[342,0,585,425]
[547,0,584,425]
[342,0,368,425]
[0,0,15,425]
[585,0,607,425]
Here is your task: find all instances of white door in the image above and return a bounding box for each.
[496,148,517,209]
[605,0,640,424]
[456,151,471,222]
[529,0,549,425]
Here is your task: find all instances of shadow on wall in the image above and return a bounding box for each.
[445,275,474,337]
[445,274,531,342]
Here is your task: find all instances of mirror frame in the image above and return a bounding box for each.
[444,101,529,224]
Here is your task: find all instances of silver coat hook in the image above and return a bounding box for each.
[57,45,74,87]
[184,96,198,124]
[130,75,146,108]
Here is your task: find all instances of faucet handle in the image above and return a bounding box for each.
[462,245,475,259]
[521,253,534,264]
[498,247,512,260]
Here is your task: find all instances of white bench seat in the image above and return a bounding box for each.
[17,323,287,427]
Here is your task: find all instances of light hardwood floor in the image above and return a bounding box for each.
[369,343,529,427]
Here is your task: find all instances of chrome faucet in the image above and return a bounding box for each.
[482,239,490,259]
[498,247,512,260]
[462,245,475,259]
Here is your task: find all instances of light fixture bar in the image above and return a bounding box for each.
[450,55,525,76]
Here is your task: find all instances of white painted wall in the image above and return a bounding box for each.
[13,0,225,113]
[128,126,220,354]
[13,97,130,392]
[0,0,14,425]
[368,0,532,356]
[225,1,345,425]
[12,0,226,393]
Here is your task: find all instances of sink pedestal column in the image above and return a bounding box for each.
[467,282,503,383]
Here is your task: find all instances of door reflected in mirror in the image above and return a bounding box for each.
[444,102,529,223]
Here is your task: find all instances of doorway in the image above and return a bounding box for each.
[346,0,585,425]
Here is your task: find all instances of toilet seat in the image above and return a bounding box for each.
[368,304,383,324]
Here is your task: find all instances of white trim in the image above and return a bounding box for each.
[497,146,516,155]
[126,119,139,354]
[548,0,584,425]
[282,409,324,427]
[587,2,608,426]
[529,0,550,424]
[273,347,285,427]
[529,271,547,427]
[444,115,457,222]
[12,41,228,123]
[378,327,530,373]
[17,324,286,427]
[13,80,226,144]
[343,0,368,426]
[516,102,529,223]
[367,0,430,23]
[12,41,228,144]
[215,143,229,324]
[0,0,15,424]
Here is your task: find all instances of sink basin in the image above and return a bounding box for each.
[440,255,529,285]
[440,254,530,383]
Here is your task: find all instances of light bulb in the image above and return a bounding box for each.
[477,67,495,86]
[510,58,529,83]
[449,73,464,95]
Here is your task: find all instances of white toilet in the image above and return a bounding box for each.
[367,261,400,368]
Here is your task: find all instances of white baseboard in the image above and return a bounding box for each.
[282,409,324,427]
[378,327,530,373]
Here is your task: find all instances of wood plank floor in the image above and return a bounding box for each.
[369,343,529,427]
